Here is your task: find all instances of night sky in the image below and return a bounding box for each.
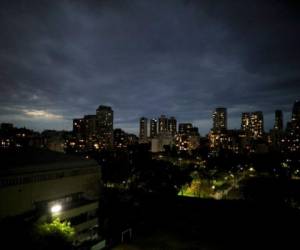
[0,0,299,135]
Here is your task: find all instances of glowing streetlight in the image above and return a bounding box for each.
[51,204,62,214]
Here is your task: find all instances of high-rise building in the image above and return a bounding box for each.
[175,124,200,151]
[274,110,283,131]
[158,115,168,133]
[212,107,227,132]
[139,117,148,143]
[168,117,177,136]
[178,123,193,134]
[127,134,139,145]
[283,101,300,152]
[241,111,264,139]
[113,128,128,148]
[292,100,300,122]
[84,115,97,138]
[150,119,158,138]
[250,111,264,138]
[96,105,114,147]
[73,118,85,138]
[209,129,241,153]
[241,113,251,131]
[190,127,200,136]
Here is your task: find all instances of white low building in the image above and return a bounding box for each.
[0,149,102,245]
[151,132,174,152]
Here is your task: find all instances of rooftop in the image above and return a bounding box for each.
[0,148,99,176]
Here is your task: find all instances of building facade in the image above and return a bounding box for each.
[241,113,251,132]
[96,105,114,147]
[292,100,300,121]
[0,150,102,245]
[114,128,128,148]
[151,132,173,152]
[241,111,264,139]
[178,123,193,134]
[158,115,168,133]
[84,115,97,138]
[168,117,177,136]
[150,119,158,138]
[250,111,264,139]
[274,110,283,131]
[139,117,148,143]
[73,118,86,138]
[212,107,227,132]
[283,101,300,152]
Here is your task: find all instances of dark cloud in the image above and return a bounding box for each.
[0,0,299,134]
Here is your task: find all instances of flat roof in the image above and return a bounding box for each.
[0,148,99,176]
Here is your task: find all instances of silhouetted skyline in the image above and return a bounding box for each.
[0,0,299,134]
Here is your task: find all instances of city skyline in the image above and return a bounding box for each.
[0,0,299,134]
[0,103,298,136]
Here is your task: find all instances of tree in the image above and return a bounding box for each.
[34,218,75,250]
[131,159,192,196]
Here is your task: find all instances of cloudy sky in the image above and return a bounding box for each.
[0,0,299,135]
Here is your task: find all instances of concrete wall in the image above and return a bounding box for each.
[0,169,101,219]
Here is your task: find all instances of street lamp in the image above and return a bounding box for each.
[50,204,62,214]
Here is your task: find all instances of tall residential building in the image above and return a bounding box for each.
[212,107,227,132]
[168,117,177,136]
[250,111,264,138]
[73,115,96,139]
[96,105,114,147]
[139,117,148,143]
[175,124,200,151]
[158,115,168,133]
[178,123,193,134]
[241,113,251,131]
[190,127,200,136]
[292,100,300,121]
[114,128,128,148]
[241,111,264,138]
[283,101,300,152]
[127,134,139,145]
[73,118,85,138]
[84,115,97,137]
[274,110,283,131]
[150,119,158,138]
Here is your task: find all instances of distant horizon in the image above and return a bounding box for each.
[0,104,295,136]
[1,1,299,137]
